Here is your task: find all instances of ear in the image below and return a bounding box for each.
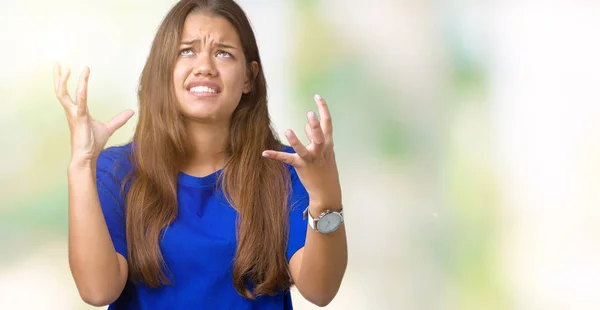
[243,61,259,94]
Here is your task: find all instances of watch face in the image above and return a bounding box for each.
[317,212,342,233]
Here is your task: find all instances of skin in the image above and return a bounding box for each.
[54,11,346,308]
[173,13,253,124]
[54,62,132,306]
[173,12,258,176]
[263,94,347,307]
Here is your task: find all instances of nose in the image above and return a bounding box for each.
[192,53,217,77]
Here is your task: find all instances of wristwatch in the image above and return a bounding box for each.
[303,206,344,234]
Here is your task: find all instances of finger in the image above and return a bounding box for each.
[304,123,313,141]
[76,67,90,116]
[307,111,325,153]
[314,94,333,140]
[57,65,74,107]
[262,150,298,166]
[105,110,135,135]
[285,129,310,159]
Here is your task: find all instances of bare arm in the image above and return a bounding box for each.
[68,161,128,306]
[290,204,347,307]
[53,63,134,306]
[263,94,347,307]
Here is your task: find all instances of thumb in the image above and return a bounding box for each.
[105,110,135,135]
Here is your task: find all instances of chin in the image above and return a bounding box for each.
[177,96,237,123]
[178,100,217,119]
[182,111,220,123]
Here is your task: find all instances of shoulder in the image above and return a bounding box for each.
[97,143,134,180]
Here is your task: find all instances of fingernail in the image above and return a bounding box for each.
[262,151,269,157]
[308,111,316,120]
[315,94,322,100]
[285,130,294,138]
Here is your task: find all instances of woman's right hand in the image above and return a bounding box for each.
[53,63,134,166]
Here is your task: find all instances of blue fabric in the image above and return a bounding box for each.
[95,143,309,310]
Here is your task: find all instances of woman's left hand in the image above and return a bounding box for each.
[262,94,342,212]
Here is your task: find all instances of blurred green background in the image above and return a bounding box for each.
[1,0,600,309]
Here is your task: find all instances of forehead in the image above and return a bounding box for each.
[181,12,240,44]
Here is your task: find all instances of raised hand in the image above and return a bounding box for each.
[53,63,134,165]
[262,94,342,211]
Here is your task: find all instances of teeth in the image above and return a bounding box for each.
[190,86,217,93]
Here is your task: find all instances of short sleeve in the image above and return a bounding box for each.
[286,165,310,262]
[96,148,129,260]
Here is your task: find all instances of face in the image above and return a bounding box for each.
[173,12,256,123]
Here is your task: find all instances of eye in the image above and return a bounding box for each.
[179,48,194,56]
[215,50,232,58]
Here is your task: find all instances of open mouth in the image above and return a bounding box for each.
[189,86,218,97]
[186,82,221,98]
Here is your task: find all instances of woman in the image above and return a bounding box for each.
[53,0,347,309]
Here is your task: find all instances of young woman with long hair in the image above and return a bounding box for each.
[53,0,347,308]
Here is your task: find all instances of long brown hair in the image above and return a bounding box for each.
[125,0,291,298]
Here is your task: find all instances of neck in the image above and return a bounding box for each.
[182,120,230,177]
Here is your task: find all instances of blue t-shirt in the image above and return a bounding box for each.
[95,143,309,310]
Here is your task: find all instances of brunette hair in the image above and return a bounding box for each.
[125,0,291,298]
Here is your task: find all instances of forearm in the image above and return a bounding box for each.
[67,161,125,305]
[296,203,347,307]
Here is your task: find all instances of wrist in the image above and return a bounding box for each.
[69,156,97,171]
[304,204,345,234]
[308,201,343,215]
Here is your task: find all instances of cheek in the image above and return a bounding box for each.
[173,65,187,87]
[172,66,189,102]
[223,67,247,93]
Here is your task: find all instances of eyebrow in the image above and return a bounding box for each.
[180,39,237,49]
